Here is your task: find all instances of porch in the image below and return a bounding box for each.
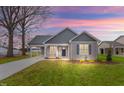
[99,47,124,56]
[114,47,124,55]
[45,44,69,59]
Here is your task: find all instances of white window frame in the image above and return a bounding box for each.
[79,44,89,55]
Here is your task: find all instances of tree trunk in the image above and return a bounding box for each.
[7,30,14,57]
[22,30,26,55]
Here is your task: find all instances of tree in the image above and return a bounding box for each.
[17,6,51,55]
[0,6,21,57]
[106,44,112,62]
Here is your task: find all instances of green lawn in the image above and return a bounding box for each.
[0,55,29,64]
[0,55,124,86]
[97,54,124,63]
[0,52,39,64]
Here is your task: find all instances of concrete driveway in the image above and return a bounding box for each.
[0,56,44,80]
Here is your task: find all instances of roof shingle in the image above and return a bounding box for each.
[29,35,52,45]
[45,28,77,44]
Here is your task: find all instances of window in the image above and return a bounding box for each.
[79,44,89,55]
[121,48,124,53]
[49,46,57,56]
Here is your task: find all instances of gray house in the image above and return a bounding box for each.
[99,35,124,56]
[115,35,124,45]
[99,41,124,55]
[29,28,99,60]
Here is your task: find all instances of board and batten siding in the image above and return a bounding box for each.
[70,41,98,60]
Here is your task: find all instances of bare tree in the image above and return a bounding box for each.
[0,6,21,57]
[17,6,51,55]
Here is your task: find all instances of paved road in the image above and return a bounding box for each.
[0,56,44,80]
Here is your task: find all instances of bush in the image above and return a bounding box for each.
[106,48,112,62]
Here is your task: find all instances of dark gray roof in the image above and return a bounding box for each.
[100,41,124,46]
[45,28,77,44]
[29,35,52,45]
[72,32,99,41]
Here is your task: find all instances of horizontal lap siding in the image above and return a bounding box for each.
[71,42,98,60]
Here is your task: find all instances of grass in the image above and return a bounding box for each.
[97,54,124,63]
[0,52,40,64]
[0,55,124,86]
[0,55,29,64]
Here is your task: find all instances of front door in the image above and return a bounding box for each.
[62,48,66,56]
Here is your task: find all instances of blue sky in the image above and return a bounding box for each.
[32,6,124,41]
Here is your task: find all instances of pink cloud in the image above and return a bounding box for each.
[44,17,124,31]
[42,17,124,32]
[51,6,124,14]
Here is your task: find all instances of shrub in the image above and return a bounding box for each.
[106,48,112,62]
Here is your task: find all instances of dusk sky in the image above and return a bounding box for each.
[32,6,124,41]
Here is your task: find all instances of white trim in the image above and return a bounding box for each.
[71,41,97,44]
[79,43,89,56]
[69,33,80,43]
[114,46,124,48]
[45,44,69,46]
[70,43,72,60]
[44,45,47,57]
[68,45,70,58]
[30,45,44,47]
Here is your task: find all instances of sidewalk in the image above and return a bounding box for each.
[0,56,44,80]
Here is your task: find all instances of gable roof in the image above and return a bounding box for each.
[114,35,124,42]
[45,28,77,44]
[99,41,124,46]
[71,32,100,42]
[29,35,52,45]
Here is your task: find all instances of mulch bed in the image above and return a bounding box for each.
[70,60,119,64]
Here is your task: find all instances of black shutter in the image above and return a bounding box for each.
[89,44,91,55]
[77,44,79,55]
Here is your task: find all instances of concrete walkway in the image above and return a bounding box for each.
[0,56,44,80]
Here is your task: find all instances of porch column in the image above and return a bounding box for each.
[68,46,69,58]
[37,47,39,56]
[103,48,105,54]
[113,47,115,55]
[44,45,47,58]
[56,46,59,58]
[70,43,72,60]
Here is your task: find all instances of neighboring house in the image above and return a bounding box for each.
[0,46,21,57]
[115,35,124,45]
[0,46,7,57]
[98,41,124,56]
[29,28,99,60]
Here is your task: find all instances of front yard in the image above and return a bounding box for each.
[0,52,39,64]
[97,54,124,63]
[0,55,124,86]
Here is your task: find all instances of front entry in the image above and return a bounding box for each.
[49,46,57,58]
[62,48,66,56]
